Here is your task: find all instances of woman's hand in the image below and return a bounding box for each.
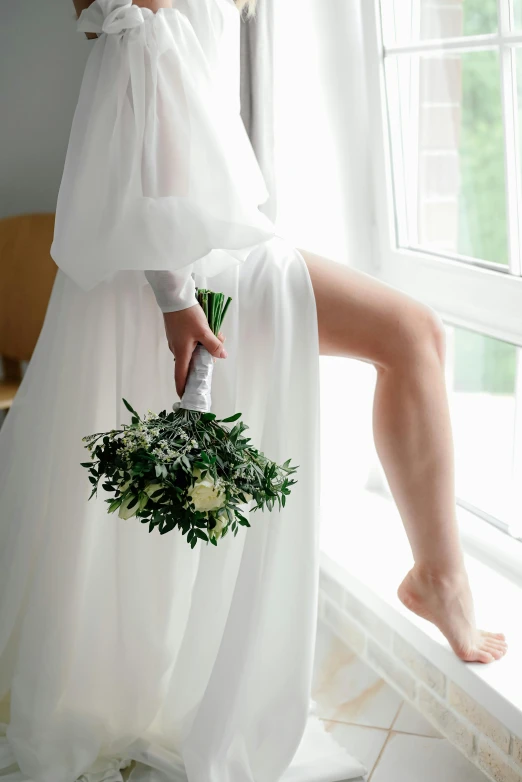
[163,304,227,398]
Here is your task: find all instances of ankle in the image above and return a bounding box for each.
[411,561,468,589]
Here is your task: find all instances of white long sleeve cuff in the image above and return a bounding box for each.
[144,268,198,313]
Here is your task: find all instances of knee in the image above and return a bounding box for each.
[386,304,446,371]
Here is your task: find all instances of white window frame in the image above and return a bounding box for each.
[360,0,522,546]
[361,0,522,345]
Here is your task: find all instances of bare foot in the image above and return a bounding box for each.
[398,566,508,664]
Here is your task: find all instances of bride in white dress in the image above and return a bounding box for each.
[0,0,507,780]
[0,0,365,780]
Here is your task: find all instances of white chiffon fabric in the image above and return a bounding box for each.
[51,0,275,291]
[0,1,365,781]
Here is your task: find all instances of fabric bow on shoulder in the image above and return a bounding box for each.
[77,0,152,35]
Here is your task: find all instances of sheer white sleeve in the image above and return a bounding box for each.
[50,0,275,293]
[144,267,197,313]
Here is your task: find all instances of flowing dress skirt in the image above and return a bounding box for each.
[0,236,365,782]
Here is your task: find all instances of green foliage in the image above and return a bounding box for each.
[81,402,298,548]
[452,326,516,394]
[457,50,507,267]
[453,0,514,393]
[196,288,232,336]
[81,286,298,545]
[461,0,497,37]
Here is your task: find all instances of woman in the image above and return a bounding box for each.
[0,0,506,781]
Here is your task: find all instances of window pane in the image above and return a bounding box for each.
[518,50,522,199]
[381,0,498,46]
[386,51,508,265]
[515,1,522,29]
[445,324,518,528]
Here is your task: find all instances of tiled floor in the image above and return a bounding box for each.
[1,623,492,782]
[312,621,491,781]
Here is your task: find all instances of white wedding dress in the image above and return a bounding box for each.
[0,1,365,781]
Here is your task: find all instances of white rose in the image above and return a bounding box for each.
[144,481,164,500]
[118,493,141,519]
[118,482,161,520]
[188,468,226,513]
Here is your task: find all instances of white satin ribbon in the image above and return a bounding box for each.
[178,344,214,413]
[77,0,151,35]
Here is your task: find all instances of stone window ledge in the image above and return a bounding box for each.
[319,489,522,781]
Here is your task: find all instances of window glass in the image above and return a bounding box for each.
[445,324,518,530]
[381,0,498,46]
[386,51,508,265]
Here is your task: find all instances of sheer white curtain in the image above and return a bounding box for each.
[273,0,373,265]
[273,0,380,511]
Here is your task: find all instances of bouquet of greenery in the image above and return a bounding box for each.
[81,288,298,548]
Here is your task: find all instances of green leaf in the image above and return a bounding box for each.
[127,494,139,510]
[194,529,209,541]
[221,412,242,423]
[201,412,216,422]
[122,398,140,419]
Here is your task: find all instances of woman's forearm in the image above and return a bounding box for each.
[72,0,172,29]
[73,0,172,12]
[132,0,173,9]
[72,0,97,38]
[72,0,95,17]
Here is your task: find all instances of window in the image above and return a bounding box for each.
[361,0,522,541]
[445,323,521,539]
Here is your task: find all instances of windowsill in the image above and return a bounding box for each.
[319,488,522,737]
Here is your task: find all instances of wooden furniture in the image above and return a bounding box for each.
[0,213,58,411]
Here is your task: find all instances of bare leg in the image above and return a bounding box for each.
[299,248,507,663]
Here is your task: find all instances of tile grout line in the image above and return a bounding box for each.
[319,715,439,739]
[389,701,403,731]
[366,701,404,781]
[367,730,393,782]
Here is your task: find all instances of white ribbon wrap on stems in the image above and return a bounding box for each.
[177,344,214,413]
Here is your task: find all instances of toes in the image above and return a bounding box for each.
[483,645,505,660]
[475,631,508,662]
[475,650,495,664]
[483,632,506,641]
[485,638,508,649]
[456,640,507,664]
[480,632,508,656]
[455,645,492,664]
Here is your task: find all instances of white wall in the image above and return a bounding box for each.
[0,0,91,218]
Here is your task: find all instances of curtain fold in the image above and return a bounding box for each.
[239,0,277,224]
